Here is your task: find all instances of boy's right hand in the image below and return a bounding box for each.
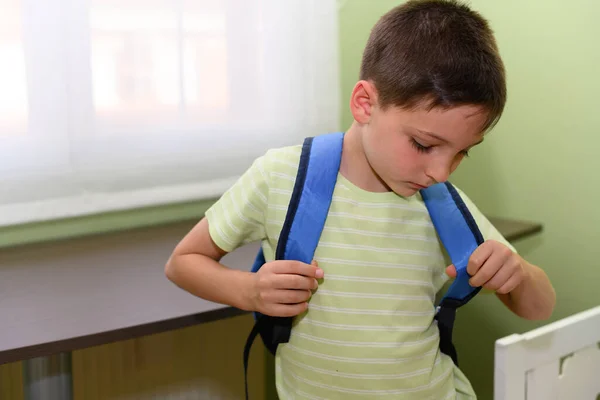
[249,260,324,317]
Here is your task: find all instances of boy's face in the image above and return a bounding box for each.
[354,83,488,197]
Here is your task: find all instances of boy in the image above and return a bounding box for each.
[165,0,556,398]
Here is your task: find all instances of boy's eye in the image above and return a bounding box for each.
[410,138,431,153]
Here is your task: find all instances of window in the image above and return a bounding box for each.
[90,0,229,123]
[0,0,339,226]
[0,0,27,136]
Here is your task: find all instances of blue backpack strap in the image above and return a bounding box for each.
[420,181,485,366]
[243,132,344,400]
[277,132,345,263]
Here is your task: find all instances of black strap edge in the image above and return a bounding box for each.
[276,137,313,260]
[437,183,486,366]
[435,306,459,365]
[444,181,485,246]
[439,286,483,309]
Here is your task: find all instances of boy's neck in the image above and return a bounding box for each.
[340,123,391,193]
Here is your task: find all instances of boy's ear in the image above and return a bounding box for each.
[349,80,377,124]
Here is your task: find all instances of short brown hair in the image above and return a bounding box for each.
[360,0,506,132]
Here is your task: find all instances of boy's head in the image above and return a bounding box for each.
[349,0,506,197]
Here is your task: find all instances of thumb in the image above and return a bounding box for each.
[445,264,457,278]
[311,259,324,279]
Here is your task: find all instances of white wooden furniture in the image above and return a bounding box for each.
[494,305,600,400]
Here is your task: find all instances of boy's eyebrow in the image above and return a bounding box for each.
[416,129,484,147]
[416,129,449,143]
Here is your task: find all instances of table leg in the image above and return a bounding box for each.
[22,352,73,400]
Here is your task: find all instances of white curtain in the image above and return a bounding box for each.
[0,0,340,226]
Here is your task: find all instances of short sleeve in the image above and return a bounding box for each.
[205,154,270,253]
[454,186,517,254]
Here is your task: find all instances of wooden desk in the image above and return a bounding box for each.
[0,216,542,399]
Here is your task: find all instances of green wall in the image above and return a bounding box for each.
[340,1,599,399]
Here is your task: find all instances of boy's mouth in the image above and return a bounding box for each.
[408,182,427,190]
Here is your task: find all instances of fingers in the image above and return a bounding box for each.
[260,289,312,317]
[272,274,318,290]
[496,271,523,294]
[468,242,512,287]
[466,241,495,277]
[478,261,513,291]
[254,259,323,317]
[469,249,505,287]
[267,289,312,305]
[493,254,524,293]
[270,260,324,279]
[445,264,457,278]
[265,260,323,290]
[467,240,523,293]
[268,302,309,317]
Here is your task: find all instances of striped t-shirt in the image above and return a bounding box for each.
[206,144,515,399]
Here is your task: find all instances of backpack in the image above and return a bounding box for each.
[242,131,484,399]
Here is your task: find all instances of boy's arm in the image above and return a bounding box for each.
[494,255,555,320]
[165,217,322,316]
[446,245,555,320]
[449,187,556,321]
[164,151,271,311]
[165,217,255,312]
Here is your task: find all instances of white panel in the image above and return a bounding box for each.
[525,361,559,400]
[556,344,600,399]
[494,305,600,400]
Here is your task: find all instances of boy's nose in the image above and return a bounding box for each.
[425,163,451,184]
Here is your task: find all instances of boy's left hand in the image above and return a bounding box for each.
[445,240,526,294]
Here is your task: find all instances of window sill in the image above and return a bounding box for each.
[0,178,239,249]
[0,199,216,249]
